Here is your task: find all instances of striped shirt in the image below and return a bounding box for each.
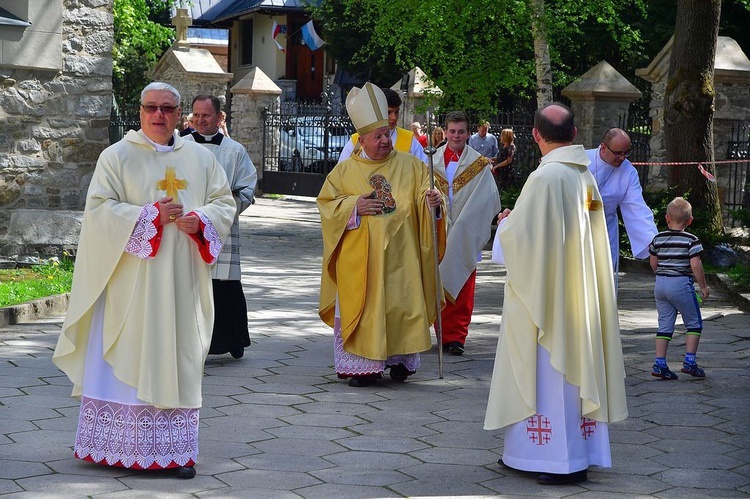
[649,229,704,277]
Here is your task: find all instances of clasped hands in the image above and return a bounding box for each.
[157,197,200,234]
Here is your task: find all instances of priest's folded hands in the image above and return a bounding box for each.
[157,196,184,225]
[175,215,201,234]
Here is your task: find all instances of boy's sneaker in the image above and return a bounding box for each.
[681,362,706,378]
[651,364,678,380]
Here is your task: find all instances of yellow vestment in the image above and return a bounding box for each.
[317,150,445,360]
[484,145,627,429]
[53,130,236,409]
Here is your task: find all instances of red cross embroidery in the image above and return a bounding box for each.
[526,415,552,446]
[580,417,597,439]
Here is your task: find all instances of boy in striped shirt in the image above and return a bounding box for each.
[649,197,710,380]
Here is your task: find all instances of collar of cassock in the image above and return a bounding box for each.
[191,131,223,145]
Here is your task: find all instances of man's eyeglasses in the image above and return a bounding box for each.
[141,104,178,114]
[603,143,632,158]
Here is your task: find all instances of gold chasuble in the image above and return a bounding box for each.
[484,145,627,429]
[53,130,236,409]
[317,150,446,360]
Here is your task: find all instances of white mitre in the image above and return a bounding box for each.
[345,82,389,135]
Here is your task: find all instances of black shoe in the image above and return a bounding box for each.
[230,346,244,359]
[173,466,196,479]
[443,341,464,355]
[348,375,378,387]
[388,363,411,383]
[537,469,587,485]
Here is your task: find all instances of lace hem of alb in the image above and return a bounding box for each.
[125,204,159,259]
[74,396,199,469]
[333,316,420,376]
[195,210,223,263]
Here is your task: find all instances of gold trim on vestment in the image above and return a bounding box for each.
[586,185,602,211]
[434,156,491,196]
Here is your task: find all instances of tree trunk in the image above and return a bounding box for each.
[664,0,723,234]
[531,0,553,108]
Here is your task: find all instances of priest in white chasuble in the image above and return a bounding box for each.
[53,82,235,479]
[317,82,446,388]
[484,103,627,486]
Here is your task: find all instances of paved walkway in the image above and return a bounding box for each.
[1,195,748,498]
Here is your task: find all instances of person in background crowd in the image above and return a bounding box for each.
[432,126,446,148]
[411,121,428,148]
[491,128,516,194]
[468,120,499,163]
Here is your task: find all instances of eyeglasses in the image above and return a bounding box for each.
[141,104,178,114]
[603,143,632,158]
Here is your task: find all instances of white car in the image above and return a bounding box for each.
[278,117,353,174]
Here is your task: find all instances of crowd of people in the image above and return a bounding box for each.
[52,80,711,487]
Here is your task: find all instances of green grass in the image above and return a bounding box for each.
[725,263,750,292]
[0,257,74,308]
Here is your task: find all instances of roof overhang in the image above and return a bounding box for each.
[0,7,31,27]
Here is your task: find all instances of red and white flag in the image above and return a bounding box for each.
[272,21,285,52]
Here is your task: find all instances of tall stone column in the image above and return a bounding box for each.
[562,61,642,149]
[230,67,282,190]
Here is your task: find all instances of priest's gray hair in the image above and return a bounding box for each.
[141,82,181,106]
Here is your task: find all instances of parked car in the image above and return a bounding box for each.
[278,116,354,174]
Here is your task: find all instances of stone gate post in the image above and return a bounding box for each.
[562,60,642,149]
[230,67,282,191]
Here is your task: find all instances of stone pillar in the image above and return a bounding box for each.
[230,67,282,190]
[562,61,642,149]
[390,67,442,130]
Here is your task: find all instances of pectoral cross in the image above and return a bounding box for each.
[157,166,188,199]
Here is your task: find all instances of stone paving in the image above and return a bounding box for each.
[0,195,748,498]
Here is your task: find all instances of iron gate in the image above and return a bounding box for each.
[261,101,354,197]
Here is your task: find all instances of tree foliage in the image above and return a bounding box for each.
[113,0,174,110]
[311,0,650,113]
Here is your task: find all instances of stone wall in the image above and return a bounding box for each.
[0,0,113,257]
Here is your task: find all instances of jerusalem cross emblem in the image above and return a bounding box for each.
[526,414,552,446]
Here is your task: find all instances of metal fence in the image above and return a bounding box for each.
[619,101,652,189]
[109,106,140,145]
[724,121,750,224]
[261,101,355,176]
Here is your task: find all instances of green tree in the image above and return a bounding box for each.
[113,0,174,111]
[311,0,648,113]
